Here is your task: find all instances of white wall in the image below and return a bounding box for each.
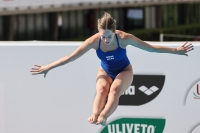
[0,41,200,133]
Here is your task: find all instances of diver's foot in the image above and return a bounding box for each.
[96,114,107,126]
[87,113,99,124]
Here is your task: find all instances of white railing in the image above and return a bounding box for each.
[160,33,200,41]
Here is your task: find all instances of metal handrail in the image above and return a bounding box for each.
[160,33,200,41]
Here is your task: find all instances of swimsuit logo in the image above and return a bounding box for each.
[119,75,165,106]
[106,55,114,60]
[100,118,166,133]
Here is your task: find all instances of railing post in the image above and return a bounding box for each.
[160,33,164,42]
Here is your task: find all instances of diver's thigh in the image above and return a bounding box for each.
[109,65,133,96]
[96,67,113,92]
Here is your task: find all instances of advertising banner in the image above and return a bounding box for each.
[0,41,200,133]
[0,82,5,133]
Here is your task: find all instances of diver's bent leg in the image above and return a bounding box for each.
[88,67,112,124]
[96,65,133,126]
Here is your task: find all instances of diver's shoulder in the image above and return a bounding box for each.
[86,33,100,44]
[115,30,132,40]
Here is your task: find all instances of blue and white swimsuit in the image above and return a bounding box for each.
[96,34,130,80]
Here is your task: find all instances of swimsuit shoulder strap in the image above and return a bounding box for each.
[115,34,120,47]
[98,37,101,49]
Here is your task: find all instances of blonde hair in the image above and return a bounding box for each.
[98,12,116,32]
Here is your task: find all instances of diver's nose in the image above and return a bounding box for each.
[104,38,109,43]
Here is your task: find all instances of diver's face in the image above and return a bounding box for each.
[99,29,115,45]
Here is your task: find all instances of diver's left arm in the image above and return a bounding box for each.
[125,33,194,56]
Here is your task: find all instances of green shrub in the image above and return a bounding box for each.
[128,23,200,41]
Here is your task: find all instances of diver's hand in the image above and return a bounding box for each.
[176,42,194,56]
[30,65,49,78]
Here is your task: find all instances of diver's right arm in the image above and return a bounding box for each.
[48,37,95,70]
[30,36,97,77]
